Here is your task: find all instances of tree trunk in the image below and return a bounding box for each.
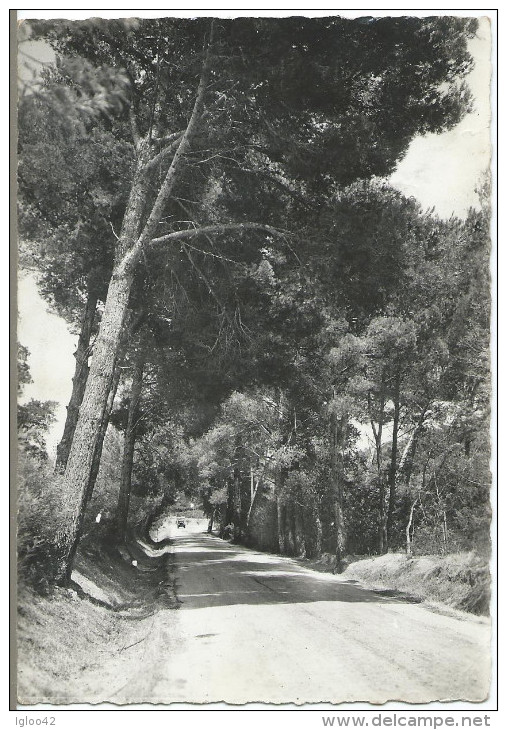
[86,309,143,507]
[442,510,448,553]
[224,477,234,527]
[86,354,122,503]
[369,383,387,554]
[58,262,137,584]
[55,289,98,472]
[313,508,323,559]
[294,506,304,556]
[304,487,322,559]
[330,409,347,572]
[55,31,216,584]
[62,338,125,578]
[232,465,242,538]
[115,353,144,540]
[378,481,388,555]
[405,499,417,556]
[333,499,347,571]
[386,371,401,548]
[246,485,258,529]
[246,466,262,529]
[286,503,297,556]
[276,496,285,553]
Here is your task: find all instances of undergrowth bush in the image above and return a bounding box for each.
[17,450,74,592]
[411,525,491,558]
[129,492,166,540]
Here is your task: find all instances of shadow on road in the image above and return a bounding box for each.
[166,533,403,610]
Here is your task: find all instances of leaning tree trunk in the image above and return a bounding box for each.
[87,358,122,503]
[386,372,401,548]
[55,27,221,584]
[246,468,262,531]
[55,289,98,472]
[399,403,429,490]
[63,326,130,576]
[115,353,144,539]
[59,263,138,584]
[86,309,143,507]
[56,124,153,585]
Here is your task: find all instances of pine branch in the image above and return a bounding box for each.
[136,21,216,249]
[174,198,238,270]
[144,135,184,173]
[151,129,186,147]
[181,244,228,316]
[180,241,240,265]
[149,222,283,247]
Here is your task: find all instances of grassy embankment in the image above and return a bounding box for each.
[17,529,179,705]
[309,550,490,616]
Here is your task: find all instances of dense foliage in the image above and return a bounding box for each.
[17,15,490,587]
[168,199,491,559]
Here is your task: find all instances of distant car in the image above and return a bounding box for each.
[177,518,186,528]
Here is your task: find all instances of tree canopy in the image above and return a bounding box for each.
[17,14,490,586]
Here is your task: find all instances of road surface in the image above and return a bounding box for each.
[121,521,491,705]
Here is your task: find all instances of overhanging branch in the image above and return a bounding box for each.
[136,21,215,249]
[144,135,184,173]
[151,129,185,147]
[149,222,284,247]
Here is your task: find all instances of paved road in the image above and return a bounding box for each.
[141,525,490,705]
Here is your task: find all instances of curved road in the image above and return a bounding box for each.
[138,522,490,705]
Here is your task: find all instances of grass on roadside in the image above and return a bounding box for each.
[342,550,490,615]
[17,528,177,705]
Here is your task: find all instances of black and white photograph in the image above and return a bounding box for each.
[14,7,495,710]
